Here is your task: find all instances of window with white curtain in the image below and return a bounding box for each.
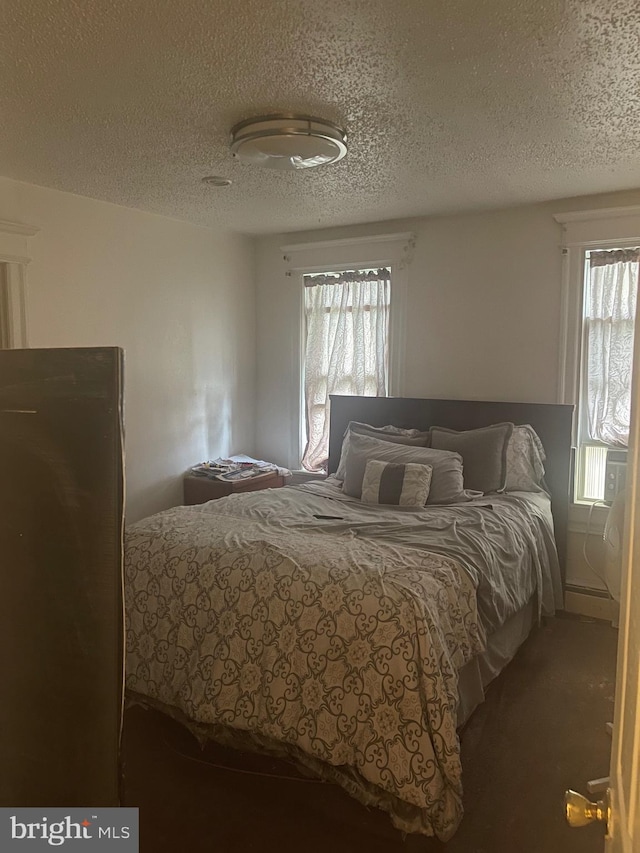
[576,248,639,501]
[301,268,391,472]
[0,263,9,349]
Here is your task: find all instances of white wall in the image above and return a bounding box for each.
[254,187,640,593]
[255,205,564,467]
[0,177,255,522]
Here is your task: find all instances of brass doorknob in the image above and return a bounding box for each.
[565,789,610,828]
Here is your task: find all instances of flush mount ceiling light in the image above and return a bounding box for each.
[230,114,347,171]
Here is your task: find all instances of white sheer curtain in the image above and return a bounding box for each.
[301,269,390,472]
[586,249,639,446]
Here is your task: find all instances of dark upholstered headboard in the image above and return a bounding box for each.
[328,395,574,582]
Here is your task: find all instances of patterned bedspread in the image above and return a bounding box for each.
[125,483,554,838]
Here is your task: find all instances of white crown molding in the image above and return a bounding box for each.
[281,232,417,276]
[562,237,640,249]
[0,219,40,237]
[0,252,32,265]
[553,206,640,224]
[554,206,640,248]
[281,232,415,253]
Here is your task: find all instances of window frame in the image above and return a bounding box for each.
[0,218,38,349]
[281,233,415,470]
[0,262,29,349]
[300,266,393,469]
[555,207,640,505]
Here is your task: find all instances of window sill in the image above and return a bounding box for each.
[288,470,328,485]
[568,501,610,535]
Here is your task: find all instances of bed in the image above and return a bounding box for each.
[124,396,573,840]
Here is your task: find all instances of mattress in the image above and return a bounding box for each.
[124,481,560,839]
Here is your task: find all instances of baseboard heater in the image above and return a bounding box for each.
[564,584,611,599]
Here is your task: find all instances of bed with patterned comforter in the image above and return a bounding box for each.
[125,479,560,839]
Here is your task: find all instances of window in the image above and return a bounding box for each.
[555,208,640,505]
[0,260,28,350]
[280,231,413,472]
[575,248,638,501]
[0,218,37,349]
[301,268,391,471]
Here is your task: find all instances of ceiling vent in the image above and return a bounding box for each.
[230,114,347,171]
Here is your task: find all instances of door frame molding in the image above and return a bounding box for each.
[0,219,39,348]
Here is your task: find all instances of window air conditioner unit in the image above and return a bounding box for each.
[604,449,627,505]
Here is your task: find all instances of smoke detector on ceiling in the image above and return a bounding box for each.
[202,175,232,187]
[230,114,347,171]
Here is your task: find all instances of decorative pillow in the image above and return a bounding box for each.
[361,460,433,507]
[335,421,430,480]
[430,422,514,494]
[505,424,547,492]
[342,432,474,504]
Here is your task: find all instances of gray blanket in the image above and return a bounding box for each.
[296,479,562,632]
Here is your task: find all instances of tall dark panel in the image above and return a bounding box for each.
[0,347,124,806]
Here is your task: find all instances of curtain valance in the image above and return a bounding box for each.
[304,268,391,287]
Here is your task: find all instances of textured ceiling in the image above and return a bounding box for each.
[2,0,640,234]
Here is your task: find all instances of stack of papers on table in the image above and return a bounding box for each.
[190,454,291,481]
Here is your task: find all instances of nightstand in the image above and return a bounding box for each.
[183,471,286,505]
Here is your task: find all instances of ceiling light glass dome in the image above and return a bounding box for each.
[230,115,347,170]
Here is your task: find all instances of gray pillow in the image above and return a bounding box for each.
[343,432,472,505]
[430,422,514,494]
[335,421,430,480]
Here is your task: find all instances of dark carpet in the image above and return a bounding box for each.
[122,613,617,852]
